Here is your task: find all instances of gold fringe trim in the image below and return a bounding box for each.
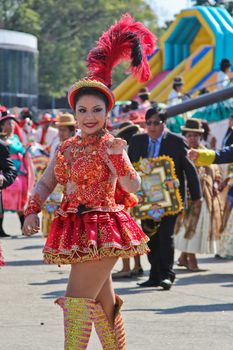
[43,239,149,265]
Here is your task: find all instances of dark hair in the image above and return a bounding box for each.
[122,104,131,113]
[130,100,139,110]
[145,106,158,120]
[139,94,149,102]
[199,87,209,95]
[0,119,11,127]
[119,129,139,145]
[173,83,182,91]
[172,77,183,91]
[158,110,168,123]
[220,58,231,72]
[145,107,167,122]
[67,125,76,134]
[19,108,33,120]
[73,87,109,111]
[201,120,210,141]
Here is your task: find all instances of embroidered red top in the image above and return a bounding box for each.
[25,131,140,217]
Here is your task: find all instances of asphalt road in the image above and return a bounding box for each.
[0,212,233,350]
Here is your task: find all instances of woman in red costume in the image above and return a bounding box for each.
[23,14,155,349]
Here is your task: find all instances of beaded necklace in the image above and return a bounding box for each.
[71,130,109,159]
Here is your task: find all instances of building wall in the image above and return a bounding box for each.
[0,29,38,108]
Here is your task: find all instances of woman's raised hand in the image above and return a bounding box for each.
[22,214,40,236]
[188,148,199,161]
[106,138,127,155]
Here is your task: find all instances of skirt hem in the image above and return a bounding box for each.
[43,239,149,265]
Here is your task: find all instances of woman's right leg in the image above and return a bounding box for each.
[65,256,117,298]
[56,257,118,349]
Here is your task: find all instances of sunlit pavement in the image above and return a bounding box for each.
[0,212,233,350]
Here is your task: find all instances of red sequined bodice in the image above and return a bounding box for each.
[24,130,139,218]
[54,132,122,215]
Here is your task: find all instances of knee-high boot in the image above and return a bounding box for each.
[55,296,96,350]
[94,295,126,349]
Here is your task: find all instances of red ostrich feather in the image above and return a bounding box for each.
[87,14,156,87]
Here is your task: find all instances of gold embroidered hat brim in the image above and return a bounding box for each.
[68,79,115,112]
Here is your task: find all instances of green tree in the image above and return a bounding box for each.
[0,0,160,98]
[0,0,40,35]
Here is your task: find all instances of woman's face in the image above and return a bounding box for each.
[2,119,14,136]
[75,94,107,136]
[175,85,183,92]
[58,126,74,142]
[185,132,201,149]
[223,67,230,74]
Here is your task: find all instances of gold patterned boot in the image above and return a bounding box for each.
[93,295,126,349]
[55,296,96,350]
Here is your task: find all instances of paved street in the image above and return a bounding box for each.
[0,212,233,350]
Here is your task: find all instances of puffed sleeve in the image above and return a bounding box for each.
[107,151,141,193]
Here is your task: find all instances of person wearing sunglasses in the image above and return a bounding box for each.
[128,106,202,290]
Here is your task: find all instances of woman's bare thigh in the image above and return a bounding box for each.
[66,257,118,299]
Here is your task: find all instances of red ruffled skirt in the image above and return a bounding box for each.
[43,210,149,264]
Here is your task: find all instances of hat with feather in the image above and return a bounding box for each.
[67,14,156,112]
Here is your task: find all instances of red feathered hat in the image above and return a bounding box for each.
[68,14,156,112]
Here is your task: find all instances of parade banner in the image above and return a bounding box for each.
[132,156,183,221]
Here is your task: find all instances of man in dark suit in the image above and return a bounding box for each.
[128,107,202,290]
[0,139,17,237]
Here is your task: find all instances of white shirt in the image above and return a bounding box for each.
[216,71,231,90]
[34,126,58,145]
[34,126,59,157]
[168,90,182,106]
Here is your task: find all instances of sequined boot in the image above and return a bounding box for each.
[94,295,126,349]
[55,296,96,350]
